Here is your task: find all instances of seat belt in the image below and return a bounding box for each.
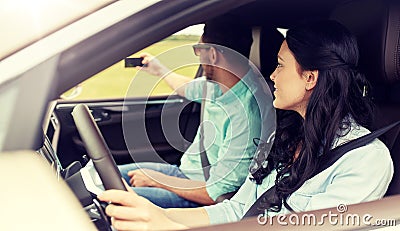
[242,120,400,218]
[199,81,241,202]
[200,81,211,181]
[198,81,241,202]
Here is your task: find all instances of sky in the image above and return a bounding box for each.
[174,24,204,35]
[174,24,287,37]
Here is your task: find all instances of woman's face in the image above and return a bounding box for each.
[270,40,312,117]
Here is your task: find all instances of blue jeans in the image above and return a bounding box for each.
[118,162,201,208]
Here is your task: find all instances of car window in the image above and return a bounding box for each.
[60,25,203,100]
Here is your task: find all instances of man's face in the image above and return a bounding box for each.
[193,40,215,81]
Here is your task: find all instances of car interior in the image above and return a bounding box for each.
[3,0,398,230]
[331,0,400,197]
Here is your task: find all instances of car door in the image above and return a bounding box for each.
[54,94,200,168]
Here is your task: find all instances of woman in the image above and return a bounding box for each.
[98,20,393,230]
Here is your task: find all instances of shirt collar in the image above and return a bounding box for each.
[214,69,254,104]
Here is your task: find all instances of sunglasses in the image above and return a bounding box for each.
[192,44,224,56]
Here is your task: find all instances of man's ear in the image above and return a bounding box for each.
[304,70,318,91]
[209,47,218,65]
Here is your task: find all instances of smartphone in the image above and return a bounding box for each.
[124,57,144,67]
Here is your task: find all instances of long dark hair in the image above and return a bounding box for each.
[252,20,374,212]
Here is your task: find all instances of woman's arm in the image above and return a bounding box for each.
[98,189,210,230]
[166,207,210,228]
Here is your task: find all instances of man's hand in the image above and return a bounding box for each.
[127,169,216,205]
[128,169,166,188]
[135,53,192,97]
[138,53,170,78]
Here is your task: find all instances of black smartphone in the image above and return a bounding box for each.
[124,57,144,67]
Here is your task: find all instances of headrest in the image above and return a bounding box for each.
[259,27,285,79]
[330,0,400,86]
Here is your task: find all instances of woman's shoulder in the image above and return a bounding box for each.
[334,120,387,149]
[333,122,392,168]
[326,121,392,176]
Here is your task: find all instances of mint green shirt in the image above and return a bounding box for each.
[179,69,275,200]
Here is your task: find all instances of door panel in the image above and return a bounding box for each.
[54,95,200,168]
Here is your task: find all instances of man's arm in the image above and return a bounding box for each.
[140,53,192,96]
[162,72,192,97]
[128,169,216,205]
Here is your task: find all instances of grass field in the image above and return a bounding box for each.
[62,35,200,100]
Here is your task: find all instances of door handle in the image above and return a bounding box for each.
[90,109,110,122]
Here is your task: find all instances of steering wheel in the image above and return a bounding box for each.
[72,104,126,191]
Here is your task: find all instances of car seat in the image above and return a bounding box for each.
[330,0,400,196]
[258,26,285,89]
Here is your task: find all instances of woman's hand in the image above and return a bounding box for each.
[98,188,187,231]
[138,53,170,78]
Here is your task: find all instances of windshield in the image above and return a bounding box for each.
[0,0,115,61]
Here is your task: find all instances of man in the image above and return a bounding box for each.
[119,16,275,208]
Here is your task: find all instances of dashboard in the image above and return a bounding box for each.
[37,101,112,231]
[37,135,63,179]
[37,100,65,178]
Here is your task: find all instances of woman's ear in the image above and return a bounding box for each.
[305,70,318,91]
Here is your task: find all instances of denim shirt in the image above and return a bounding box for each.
[205,123,394,224]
